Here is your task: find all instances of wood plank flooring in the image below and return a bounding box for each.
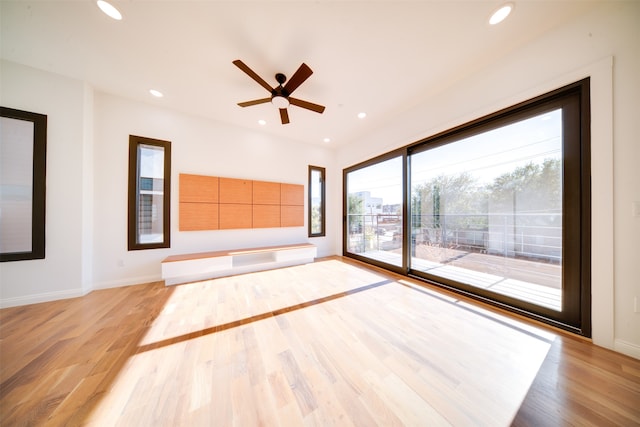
[1,256,639,426]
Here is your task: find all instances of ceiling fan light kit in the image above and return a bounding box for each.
[271,96,289,109]
[233,59,325,125]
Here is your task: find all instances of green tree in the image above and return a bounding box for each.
[347,193,364,233]
[488,158,561,214]
[413,172,488,229]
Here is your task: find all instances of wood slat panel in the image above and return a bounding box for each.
[219,204,252,229]
[253,205,280,228]
[179,174,302,231]
[281,205,304,227]
[219,178,252,204]
[281,183,304,206]
[179,202,218,231]
[179,174,218,203]
[253,181,281,205]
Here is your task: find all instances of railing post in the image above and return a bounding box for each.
[362,214,366,253]
[442,214,446,248]
[376,214,380,251]
[503,214,508,257]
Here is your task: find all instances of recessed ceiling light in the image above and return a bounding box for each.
[258,119,267,126]
[489,3,513,25]
[97,0,122,20]
[357,112,367,119]
[149,89,163,98]
[323,138,331,143]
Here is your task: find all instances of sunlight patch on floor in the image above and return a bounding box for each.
[139,259,388,346]
[86,260,552,426]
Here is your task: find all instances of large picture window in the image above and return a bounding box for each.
[128,135,171,250]
[344,79,590,336]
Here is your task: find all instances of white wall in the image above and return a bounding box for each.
[91,93,336,289]
[0,62,335,303]
[0,61,91,304]
[336,2,640,358]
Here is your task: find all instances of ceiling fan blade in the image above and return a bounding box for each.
[237,98,271,107]
[233,60,273,93]
[283,63,313,95]
[280,108,290,124]
[289,97,325,114]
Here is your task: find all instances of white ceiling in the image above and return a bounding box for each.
[1,1,599,147]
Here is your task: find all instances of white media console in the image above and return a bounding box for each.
[161,243,317,286]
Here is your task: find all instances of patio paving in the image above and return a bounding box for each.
[354,245,562,311]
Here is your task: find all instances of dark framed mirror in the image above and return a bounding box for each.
[0,106,47,262]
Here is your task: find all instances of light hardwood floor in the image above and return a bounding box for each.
[1,257,639,426]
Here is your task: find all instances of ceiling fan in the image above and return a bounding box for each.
[233,59,325,125]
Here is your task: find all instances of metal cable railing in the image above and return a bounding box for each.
[347,213,562,263]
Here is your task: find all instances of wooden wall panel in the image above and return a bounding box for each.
[219,178,252,204]
[253,205,280,228]
[281,183,304,206]
[180,174,218,203]
[253,181,281,205]
[281,205,304,227]
[219,204,252,229]
[179,203,218,231]
[179,174,304,231]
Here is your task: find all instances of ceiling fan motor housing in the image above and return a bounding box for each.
[275,73,287,85]
[273,73,289,98]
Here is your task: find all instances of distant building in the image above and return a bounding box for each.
[353,191,383,215]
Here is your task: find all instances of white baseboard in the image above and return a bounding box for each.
[91,274,162,290]
[0,289,85,309]
[0,275,162,308]
[614,339,640,360]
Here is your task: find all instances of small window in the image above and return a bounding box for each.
[128,135,171,250]
[308,165,325,237]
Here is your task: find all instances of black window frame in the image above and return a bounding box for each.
[343,79,591,337]
[342,149,407,275]
[127,135,171,251]
[308,165,326,237]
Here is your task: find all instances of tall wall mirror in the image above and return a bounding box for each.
[0,107,47,262]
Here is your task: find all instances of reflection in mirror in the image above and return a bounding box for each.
[0,107,47,262]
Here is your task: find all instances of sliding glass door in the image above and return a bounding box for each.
[344,154,404,269]
[410,109,563,311]
[343,80,590,335]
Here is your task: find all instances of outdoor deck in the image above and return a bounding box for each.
[356,245,562,311]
